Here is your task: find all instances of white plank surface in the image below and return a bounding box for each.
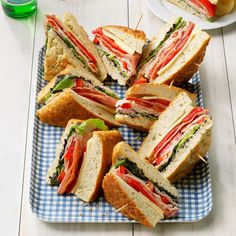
[129,0,236,235]
[19,0,132,235]
[0,8,35,236]
[222,23,236,138]
[0,0,235,235]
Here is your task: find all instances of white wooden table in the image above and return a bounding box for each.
[0,0,235,235]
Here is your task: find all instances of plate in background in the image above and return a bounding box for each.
[147,0,236,30]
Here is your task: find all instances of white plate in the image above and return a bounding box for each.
[147,0,236,30]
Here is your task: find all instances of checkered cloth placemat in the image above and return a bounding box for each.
[30,47,212,223]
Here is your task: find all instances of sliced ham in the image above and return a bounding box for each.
[58,134,89,195]
[73,87,118,109]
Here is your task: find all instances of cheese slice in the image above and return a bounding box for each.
[102,28,135,55]
[208,0,218,5]
[157,25,201,76]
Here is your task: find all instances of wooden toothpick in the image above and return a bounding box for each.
[134,13,143,30]
[197,154,208,164]
[169,79,175,88]
[115,204,128,213]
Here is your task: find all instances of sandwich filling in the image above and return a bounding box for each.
[46,15,98,75]
[113,158,178,218]
[43,74,119,109]
[92,27,142,84]
[48,119,108,195]
[171,0,217,21]
[115,97,170,120]
[149,107,210,171]
[135,17,195,84]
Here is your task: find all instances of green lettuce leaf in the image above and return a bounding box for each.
[69,118,108,137]
[138,17,184,69]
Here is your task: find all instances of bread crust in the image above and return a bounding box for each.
[155,37,210,85]
[126,83,196,103]
[103,25,146,41]
[102,172,154,227]
[86,131,123,201]
[115,114,153,132]
[164,125,212,183]
[36,89,119,127]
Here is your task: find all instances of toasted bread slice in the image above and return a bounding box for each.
[36,89,120,127]
[126,83,196,103]
[44,13,107,81]
[72,130,122,202]
[44,29,85,81]
[103,172,163,227]
[102,25,146,55]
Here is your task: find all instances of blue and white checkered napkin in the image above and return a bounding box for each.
[30,47,212,223]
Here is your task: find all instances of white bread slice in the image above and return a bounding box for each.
[44,29,87,81]
[112,142,178,197]
[36,89,120,127]
[162,117,213,183]
[46,119,84,184]
[63,13,107,81]
[102,25,146,55]
[103,171,163,227]
[72,130,122,202]
[100,53,128,85]
[126,83,196,104]
[138,92,193,158]
[37,65,116,104]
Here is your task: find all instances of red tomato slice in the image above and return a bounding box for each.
[93,37,99,45]
[75,78,85,88]
[134,76,148,85]
[127,97,168,112]
[64,139,76,162]
[161,195,170,204]
[93,27,128,55]
[190,0,216,17]
[122,61,128,70]
[120,103,132,109]
[119,165,127,174]
[57,170,65,183]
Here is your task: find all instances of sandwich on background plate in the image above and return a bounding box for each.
[138,92,213,183]
[44,13,107,81]
[46,118,122,202]
[167,0,218,21]
[115,83,196,131]
[92,25,146,85]
[103,141,179,227]
[135,17,210,85]
[37,66,120,127]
